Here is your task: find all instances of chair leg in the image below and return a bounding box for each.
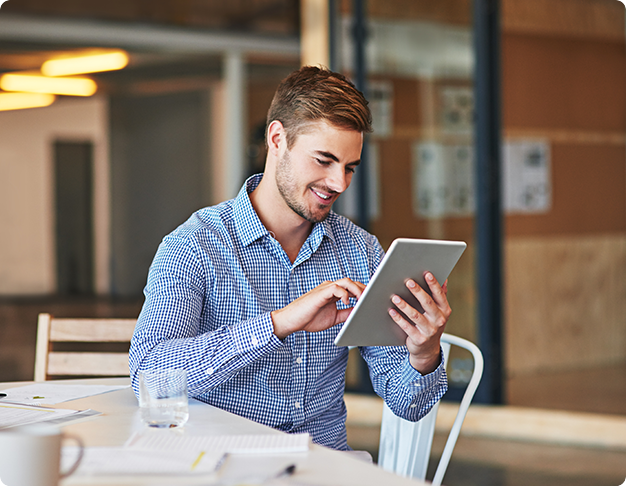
[34,313,52,381]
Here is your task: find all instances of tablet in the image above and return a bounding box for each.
[334,238,466,347]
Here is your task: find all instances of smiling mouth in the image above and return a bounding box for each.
[311,188,332,201]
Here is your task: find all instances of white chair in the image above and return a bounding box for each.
[34,313,137,381]
[378,333,484,486]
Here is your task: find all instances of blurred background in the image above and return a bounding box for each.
[0,1,625,484]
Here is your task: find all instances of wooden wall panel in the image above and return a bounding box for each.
[502,0,625,41]
[505,235,626,376]
[373,139,416,249]
[392,77,421,128]
[440,239,476,342]
[501,7,626,379]
[506,143,626,237]
[503,34,626,133]
[354,0,626,382]
[370,141,475,247]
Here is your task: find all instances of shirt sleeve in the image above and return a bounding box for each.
[128,234,284,398]
[360,345,448,421]
[357,233,448,421]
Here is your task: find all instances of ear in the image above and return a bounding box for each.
[266,120,286,155]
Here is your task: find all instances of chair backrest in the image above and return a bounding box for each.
[377,333,484,486]
[34,313,137,381]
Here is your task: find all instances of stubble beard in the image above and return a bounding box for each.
[275,150,333,224]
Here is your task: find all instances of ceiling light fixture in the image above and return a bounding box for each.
[0,92,56,111]
[41,50,129,77]
[0,73,97,97]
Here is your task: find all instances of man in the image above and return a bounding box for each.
[129,66,450,451]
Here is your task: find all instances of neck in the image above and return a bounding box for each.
[249,175,313,263]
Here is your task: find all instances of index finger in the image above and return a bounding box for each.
[334,278,366,299]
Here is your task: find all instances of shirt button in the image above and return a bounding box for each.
[251,336,259,346]
[412,382,422,387]
[294,401,301,409]
[295,357,303,364]
[206,367,214,375]
[410,403,418,408]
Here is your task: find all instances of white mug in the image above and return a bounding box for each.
[0,424,83,486]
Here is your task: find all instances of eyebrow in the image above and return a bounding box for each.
[315,151,361,166]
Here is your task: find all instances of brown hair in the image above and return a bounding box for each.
[266,66,372,149]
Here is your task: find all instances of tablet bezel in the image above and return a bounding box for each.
[334,238,467,347]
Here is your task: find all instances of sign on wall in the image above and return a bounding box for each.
[413,142,474,218]
[440,86,474,135]
[413,139,551,218]
[502,140,551,214]
[369,80,393,138]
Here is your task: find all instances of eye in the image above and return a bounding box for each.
[346,166,356,174]
[316,158,331,166]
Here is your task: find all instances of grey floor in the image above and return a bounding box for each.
[1,296,625,485]
[348,408,626,486]
[429,434,626,486]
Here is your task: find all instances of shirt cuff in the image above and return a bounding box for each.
[231,312,283,354]
[400,347,446,394]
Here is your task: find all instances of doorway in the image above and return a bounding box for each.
[54,141,94,295]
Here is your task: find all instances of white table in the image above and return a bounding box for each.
[1,378,427,486]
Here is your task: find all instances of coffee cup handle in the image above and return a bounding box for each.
[60,434,84,478]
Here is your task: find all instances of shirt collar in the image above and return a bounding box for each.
[308,214,335,250]
[233,174,270,247]
[232,173,337,249]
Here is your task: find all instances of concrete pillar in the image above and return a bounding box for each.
[223,50,247,200]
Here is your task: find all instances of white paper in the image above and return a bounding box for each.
[127,432,310,454]
[0,402,78,429]
[413,142,475,219]
[0,383,129,405]
[503,140,551,214]
[62,447,226,476]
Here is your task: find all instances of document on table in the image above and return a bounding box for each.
[0,383,129,405]
[127,431,311,454]
[0,402,100,429]
[62,447,226,476]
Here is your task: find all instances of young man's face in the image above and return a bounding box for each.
[275,120,363,224]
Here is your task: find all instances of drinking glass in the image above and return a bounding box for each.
[138,369,189,428]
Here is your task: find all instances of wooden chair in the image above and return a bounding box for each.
[34,313,137,381]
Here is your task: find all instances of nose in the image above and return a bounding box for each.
[326,166,350,194]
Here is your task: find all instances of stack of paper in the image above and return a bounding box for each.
[0,383,128,429]
[63,432,309,479]
[0,383,129,405]
[127,432,311,454]
[62,447,226,477]
[0,403,100,429]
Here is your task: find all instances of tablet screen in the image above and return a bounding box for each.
[334,238,466,347]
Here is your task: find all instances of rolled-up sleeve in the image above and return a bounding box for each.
[360,345,448,422]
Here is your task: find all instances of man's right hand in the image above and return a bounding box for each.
[270,278,365,339]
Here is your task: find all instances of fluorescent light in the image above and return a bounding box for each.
[0,93,56,111]
[41,50,129,76]
[0,73,97,97]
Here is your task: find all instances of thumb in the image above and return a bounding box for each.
[335,307,353,325]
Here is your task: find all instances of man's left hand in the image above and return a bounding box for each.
[387,272,451,375]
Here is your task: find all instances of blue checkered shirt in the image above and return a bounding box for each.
[129,174,447,450]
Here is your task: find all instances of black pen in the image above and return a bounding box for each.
[0,393,7,398]
[274,464,296,479]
